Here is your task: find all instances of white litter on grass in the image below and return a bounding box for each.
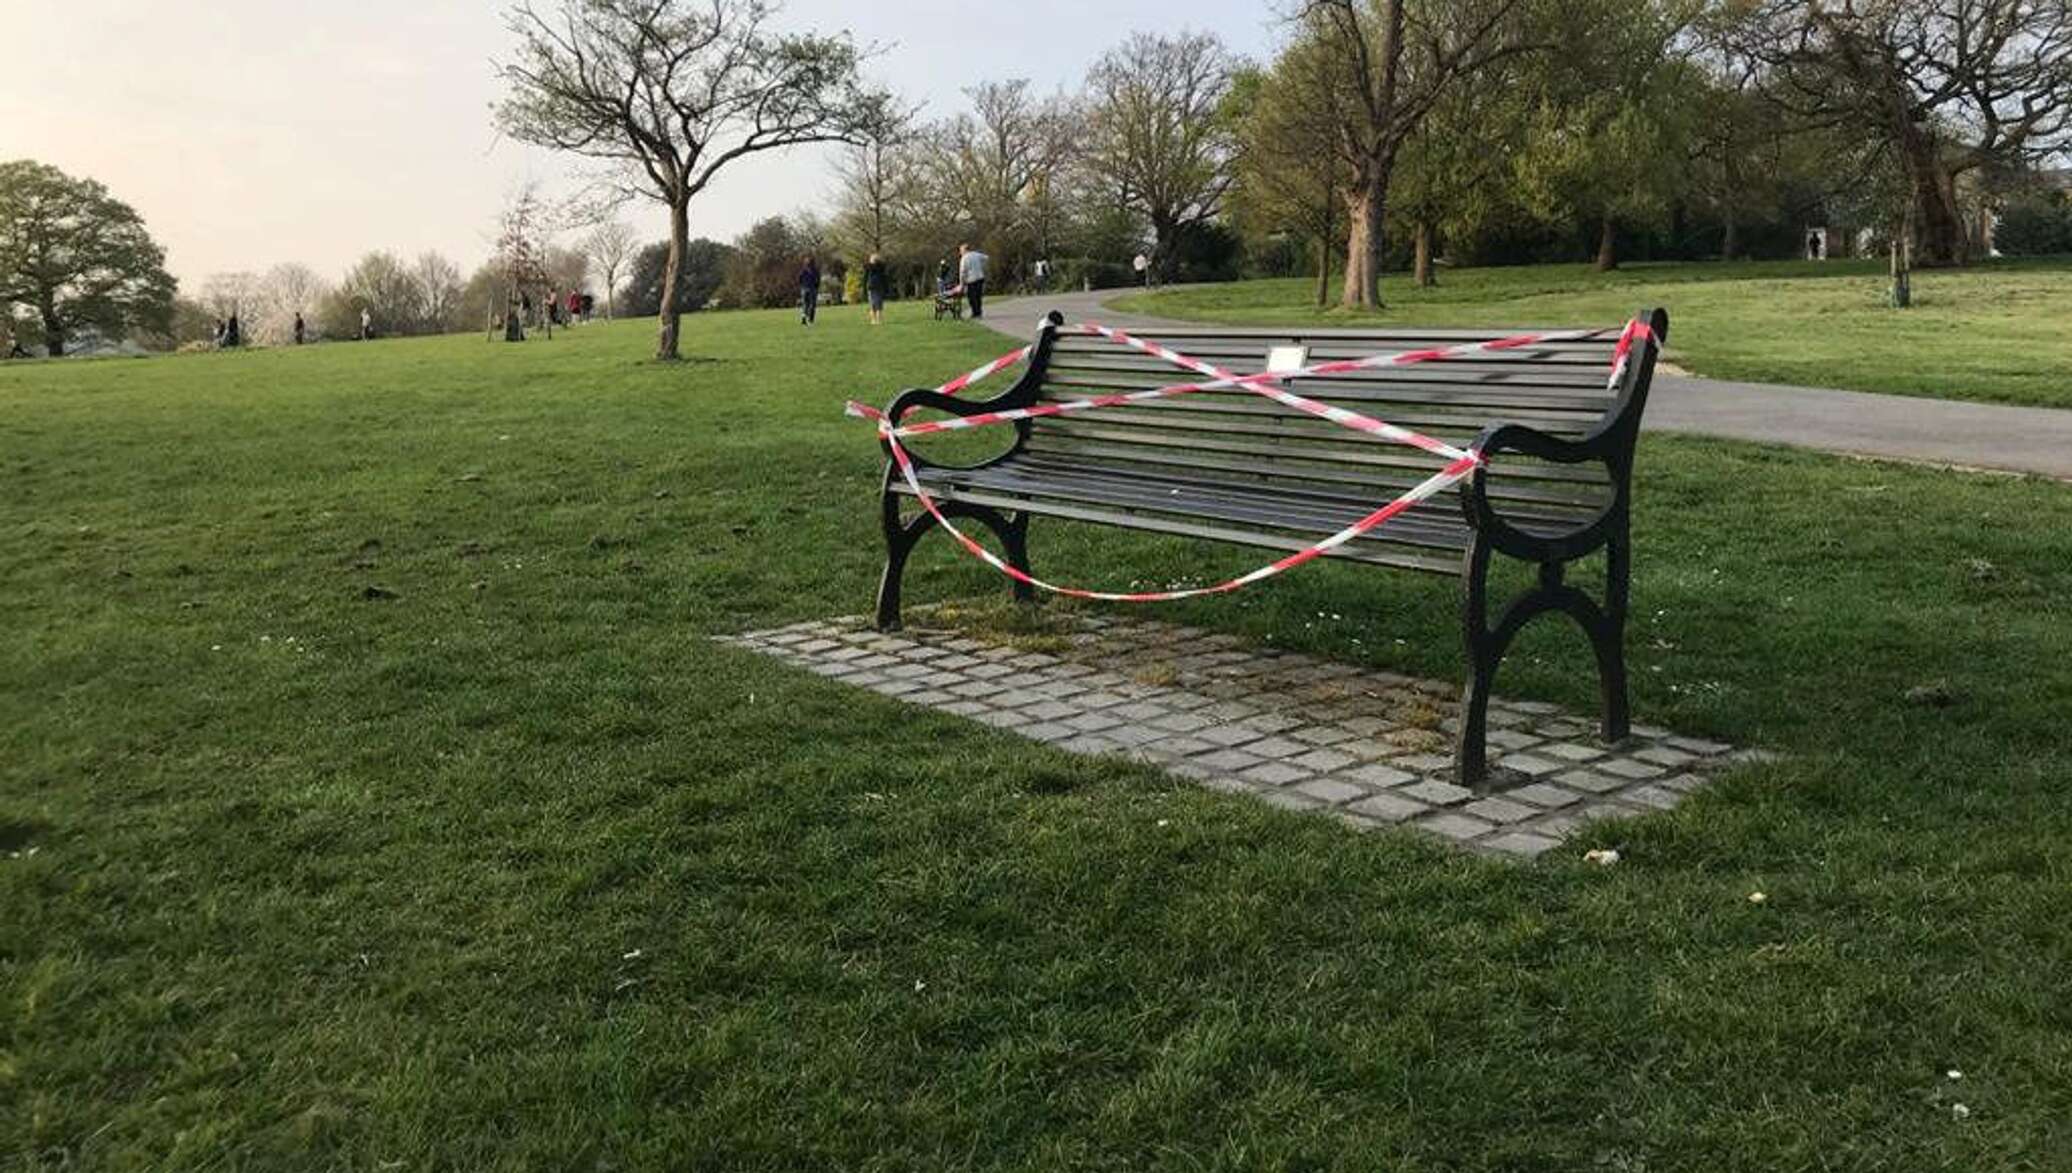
[1947,1069,1963,1081]
[1951,1104,1970,1120]
[622,949,643,961]
[1748,891,1768,904]
[913,979,926,992]
[1156,819,1170,828]
[1583,849,1620,867]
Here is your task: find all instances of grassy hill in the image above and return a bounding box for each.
[5,308,2071,1168]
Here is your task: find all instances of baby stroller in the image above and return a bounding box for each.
[932,278,965,321]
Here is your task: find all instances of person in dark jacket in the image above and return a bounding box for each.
[863,252,888,325]
[798,255,822,326]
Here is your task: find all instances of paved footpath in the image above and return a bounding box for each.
[726,612,1758,859]
[977,288,2072,481]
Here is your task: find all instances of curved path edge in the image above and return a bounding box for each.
[977,288,2072,481]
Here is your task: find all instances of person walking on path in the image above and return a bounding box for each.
[863,253,888,325]
[798,254,822,326]
[959,242,989,320]
[360,307,373,341]
[293,312,306,346]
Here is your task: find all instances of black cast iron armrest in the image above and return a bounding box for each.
[1460,422,1632,563]
[1460,306,1666,562]
[879,312,1065,472]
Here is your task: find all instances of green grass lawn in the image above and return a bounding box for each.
[5,308,2071,1169]
[1112,257,2072,408]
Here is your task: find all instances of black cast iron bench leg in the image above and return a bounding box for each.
[874,487,1033,631]
[1455,530,1632,789]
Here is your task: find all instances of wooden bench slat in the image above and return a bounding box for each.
[1020,424,1613,486]
[1005,451,1610,515]
[1027,393,1609,437]
[896,479,1465,574]
[973,457,1602,531]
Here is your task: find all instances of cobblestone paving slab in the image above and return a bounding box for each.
[718,612,1752,859]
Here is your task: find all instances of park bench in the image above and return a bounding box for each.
[867,308,1671,785]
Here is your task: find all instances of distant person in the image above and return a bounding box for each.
[1133,252,1151,287]
[213,318,226,346]
[581,293,595,320]
[567,289,582,324]
[1033,257,1050,293]
[958,242,988,320]
[1807,231,1822,261]
[223,313,241,348]
[863,252,888,326]
[6,336,27,360]
[798,254,821,326]
[548,288,562,326]
[293,312,306,346]
[360,307,373,340]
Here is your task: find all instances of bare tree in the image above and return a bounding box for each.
[494,184,553,340]
[1731,0,2072,266]
[1287,0,1542,308]
[252,262,329,344]
[833,118,917,256]
[935,81,1081,256]
[497,0,892,360]
[201,271,261,324]
[1083,31,1242,278]
[583,220,637,318]
[414,252,464,334]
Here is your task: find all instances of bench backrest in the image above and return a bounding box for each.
[1022,318,1663,531]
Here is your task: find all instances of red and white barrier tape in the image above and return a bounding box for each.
[845,318,1652,603]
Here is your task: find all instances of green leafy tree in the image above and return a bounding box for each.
[1513,0,1699,271]
[1390,63,1533,285]
[1229,57,1351,305]
[0,160,174,356]
[1994,190,2072,256]
[624,238,734,316]
[497,0,892,360]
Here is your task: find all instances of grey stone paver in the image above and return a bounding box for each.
[726,611,1754,857]
[1295,778,1371,806]
[1507,782,1583,809]
[1241,762,1313,788]
[1348,792,1430,823]
[1344,763,1416,789]
[1401,780,1474,807]
[1462,797,1538,825]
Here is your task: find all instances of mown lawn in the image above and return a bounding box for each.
[4,307,2070,1170]
[1112,257,2072,408]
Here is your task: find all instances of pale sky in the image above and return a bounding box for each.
[4,0,1285,292]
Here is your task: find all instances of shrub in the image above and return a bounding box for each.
[1993,194,2072,257]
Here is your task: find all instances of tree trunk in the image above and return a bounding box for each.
[1914,167,1967,267]
[1893,126,1967,267]
[656,194,690,361]
[1314,235,1331,308]
[1412,220,1435,288]
[1151,213,1178,285]
[1341,181,1385,309]
[40,304,64,358]
[1594,216,1618,272]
